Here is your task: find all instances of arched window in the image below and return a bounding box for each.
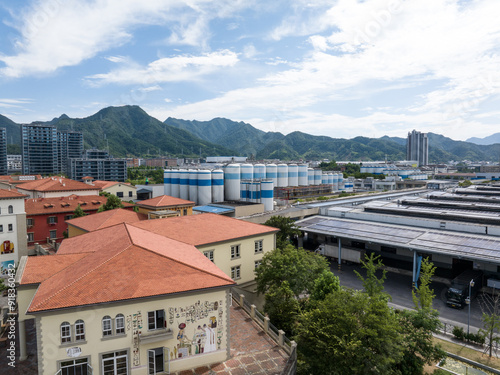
[8,205,13,214]
[60,322,71,343]
[115,314,125,335]
[75,319,85,341]
[102,316,112,337]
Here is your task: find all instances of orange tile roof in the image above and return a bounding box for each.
[16,177,101,192]
[133,213,278,246]
[22,223,234,312]
[25,195,134,215]
[0,189,27,199]
[20,253,89,285]
[91,180,120,189]
[137,195,194,208]
[66,208,147,232]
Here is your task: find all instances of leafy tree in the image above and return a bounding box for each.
[98,194,124,212]
[263,216,301,249]
[478,291,500,357]
[255,244,329,299]
[459,179,473,187]
[309,269,340,302]
[264,281,300,336]
[354,253,389,299]
[72,204,87,218]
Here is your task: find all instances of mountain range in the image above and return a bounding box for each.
[1,105,499,163]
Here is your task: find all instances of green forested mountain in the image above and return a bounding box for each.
[0,114,21,145]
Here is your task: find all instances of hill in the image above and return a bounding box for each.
[467,133,500,145]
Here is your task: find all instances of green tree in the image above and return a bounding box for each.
[479,291,500,357]
[354,253,389,299]
[72,204,87,218]
[264,281,300,336]
[99,194,124,212]
[309,269,340,302]
[255,244,329,299]
[263,216,301,249]
[295,288,403,375]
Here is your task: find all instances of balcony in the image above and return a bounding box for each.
[138,328,173,344]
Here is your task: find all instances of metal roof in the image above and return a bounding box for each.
[193,205,235,214]
[297,216,500,264]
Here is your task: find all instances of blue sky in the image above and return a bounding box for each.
[1,0,500,141]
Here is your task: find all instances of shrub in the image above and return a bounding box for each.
[452,326,465,341]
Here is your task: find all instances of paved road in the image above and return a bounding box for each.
[331,261,486,333]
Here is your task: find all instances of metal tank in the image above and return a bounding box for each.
[179,169,189,200]
[288,164,298,187]
[298,164,308,186]
[240,163,254,180]
[171,169,180,198]
[266,164,278,186]
[261,179,274,211]
[197,169,212,205]
[164,169,172,196]
[277,164,288,187]
[308,168,314,185]
[254,164,266,180]
[224,164,241,201]
[211,169,224,203]
[314,169,322,185]
[189,170,198,203]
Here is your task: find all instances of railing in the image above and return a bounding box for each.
[231,289,297,374]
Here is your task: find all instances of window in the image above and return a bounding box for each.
[148,310,165,330]
[102,316,112,337]
[117,192,124,198]
[75,320,85,341]
[50,230,57,239]
[231,265,241,280]
[128,191,133,197]
[47,216,58,225]
[115,314,125,335]
[204,250,214,262]
[27,233,34,242]
[8,205,13,214]
[0,225,3,233]
[254,240,263,254]
[148,348,164,374]
[102,350,128,375]
[255,260,261,269]
[231,245,240,259]
[60,358,89,375]
[65,215,73,221]
[8,224,13,232]
[27,218,34,228]
[61,322,71,344]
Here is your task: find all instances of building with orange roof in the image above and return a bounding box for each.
[16,222,235,374]
[16,176,101,198]
[91,179,137,201]
[0,174,43,190]
[136,195,195,218]
[25,195,135,246]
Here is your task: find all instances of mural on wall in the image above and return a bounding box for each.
[126,311,143,366]
[0,260,14,276]
[0,240,14,254]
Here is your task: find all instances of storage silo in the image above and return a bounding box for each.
[254,164,266,180]
[212,169,224,203]
[266,164,278,186]
[328,172,334,187]
[332,173,339,191]
[189,170,198,203]
[261,179,274,211]
[171,169,180,198]
[179,169,189,200]
[298,164,308,186]
[250,181,261,203]
[288,164,298,187]
[241,163,254,180]
[224,164,241,201]
[338,173,344,190]
[308,168,314,185]
[240,181,248,201]
[314,169,322,185]
[198,169,212,205]
[322,173,328,185]
[164,169,172,196]
[277,164,288,187]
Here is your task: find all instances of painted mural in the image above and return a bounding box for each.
[126,311,143,366]
[0,240,14,254]
[0,260,14,276]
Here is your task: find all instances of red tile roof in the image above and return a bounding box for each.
[20,253,89,285]
[66,208,147,232]
[137,195,194,208]
[133,213,279,246]
[16,177,101,192]
[25,195,134,215]
[0,189,27,199]
[91,180,120,189]
[23,223,234,312]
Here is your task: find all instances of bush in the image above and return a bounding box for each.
[452,326,465,341]
[465,332,485,345]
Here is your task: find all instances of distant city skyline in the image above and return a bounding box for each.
[1,1,500,141]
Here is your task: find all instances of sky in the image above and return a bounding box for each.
[1,0,500,141]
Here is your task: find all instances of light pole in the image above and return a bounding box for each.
[467,279,475,336]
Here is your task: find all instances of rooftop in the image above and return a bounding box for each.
[0,188,27,199]
[25,195,134,215]
[66,208,147,232]
[17,177,101,192]
[137,194,194,208]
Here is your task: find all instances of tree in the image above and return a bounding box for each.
[72,204,87,218]
[264,281,300,336]
[295,288,403,375]
[255,244,329,299]
[309,269,340,302]
[354,253,389,299]
[99,194,124,212]
[263,216,301,249]
[478,291,500,357]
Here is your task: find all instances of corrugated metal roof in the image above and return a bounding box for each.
[193,205,235,214]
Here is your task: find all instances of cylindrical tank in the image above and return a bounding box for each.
[277,164,288,187]
[332,173,339,191]
[240,180,249,201]
[314,169,322,185]
[308,168,314,185]
[338,173,344,190]
[225,164,241,201]
[250,181,261,203]
[261,179,274,211]
[171,169,180,198]
[198,170,212,205]
[254,164,266,180]
[288,164,298,187]
[179,169,189,200]
[189,170,198,203]
[266,164,278,186]
[241,163,253,180]
[322,173,328,185]
[298,164,308,186]
[164,169,172,196]
[212,169,224,203]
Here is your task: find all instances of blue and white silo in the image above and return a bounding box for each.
[298,164,308,186]
[225,164,241,201]
[261,179,274,211]
[241,163,253,180]
[198,169,212,205]
[189,170,198,203]
[314,169,322,185]
[266,164,278,186]
[164,169,172,196]
[171,169,180,198]
[254,164,266,180]
[179,169,189,200]
[212,169,224,203]
[288,164,298,187]
[277,164,288,187]
[308,168,314,185]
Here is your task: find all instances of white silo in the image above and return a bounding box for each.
[277,164,288,187]
[250,181,261,203]
[322,173,328,185]
[225,164,241,201]
[298,164,308,186]
[179,169,189,200]
[288,164,298,187]
[314,169,322,185]
[328,172,334,187]
[164,169,172,196]
[240,180,249,202]
[198,169,212,205]
[338,173,344,190]
[261,179,274,211]
[332,173,339,191]
[308,168,314,185]
[212,169,224,203]
[171,169,180,198]
[241,163,254,180]
[254,164,266,180]
[266,164,278,186]
[189,170,198,203]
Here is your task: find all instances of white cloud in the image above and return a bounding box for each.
[0,98,33,108]
[137,85,163,93]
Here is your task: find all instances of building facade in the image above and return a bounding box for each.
[70,158,128,182]
[16,177,101,199]
[21,123,58,175]
[406,130,428,167]
[0,128,7,176]
[57,131,83,175]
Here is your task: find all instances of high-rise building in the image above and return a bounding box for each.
[21,123,58,175]
[406,130,428,167]
[57,131,83,175]
[0,128,8,175]
[70,158,128,182]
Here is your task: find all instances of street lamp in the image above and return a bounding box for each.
[466,279,475,336]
